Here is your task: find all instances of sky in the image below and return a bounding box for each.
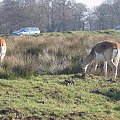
[0,0,104,8]
[76,0,105,8]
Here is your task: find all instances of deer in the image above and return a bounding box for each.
[80,41,120,80]
[0,38,6,66]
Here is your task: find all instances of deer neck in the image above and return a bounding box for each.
[82,53,94,68]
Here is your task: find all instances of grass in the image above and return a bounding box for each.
[41,29,120,37]
[0,30,120,119]
[0,75,120,120]
[2,29,120,78]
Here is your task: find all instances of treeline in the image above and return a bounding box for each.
[0,0,120,34]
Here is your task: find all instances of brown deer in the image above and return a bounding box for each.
[80,41,120,79]
[0,38,6,66]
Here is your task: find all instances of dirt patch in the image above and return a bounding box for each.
[0,108,42,120]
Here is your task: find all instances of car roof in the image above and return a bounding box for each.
[115,25,120,30]
[25,27,39,29]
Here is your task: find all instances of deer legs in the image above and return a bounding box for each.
[107,59,119,79]
[104,61,107,77]
[94,61,107,77]
[81,59,118,79]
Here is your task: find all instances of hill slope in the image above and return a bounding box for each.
[0,75,120,120]
[2,30,120,78]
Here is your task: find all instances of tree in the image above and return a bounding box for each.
[94,3,115,30]
[72,3,87,30]
[1,0,120,33]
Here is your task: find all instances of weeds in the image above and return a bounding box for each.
[1,30,120,79]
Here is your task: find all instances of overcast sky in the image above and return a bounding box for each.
[0,0,104,8]
[76,0,105,8]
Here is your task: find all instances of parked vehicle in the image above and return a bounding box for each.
[115,25,120,30]
[11,27,40,36]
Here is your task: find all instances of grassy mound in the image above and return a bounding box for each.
[1,30,120,79]
[0,75,120,119]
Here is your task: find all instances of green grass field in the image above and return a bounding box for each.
[0,75,120,120]
[0,30,120,119]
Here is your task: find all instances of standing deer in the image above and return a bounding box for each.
[0,38,6,66]
[80,41,120,79]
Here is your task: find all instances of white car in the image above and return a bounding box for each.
[12,27,40,36]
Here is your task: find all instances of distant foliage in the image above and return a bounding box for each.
[0,0,120,34]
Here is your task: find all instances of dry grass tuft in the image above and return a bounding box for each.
[1,32,120,78]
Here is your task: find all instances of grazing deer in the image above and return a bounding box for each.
[0,38,6,66]
[80,41,120,79]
